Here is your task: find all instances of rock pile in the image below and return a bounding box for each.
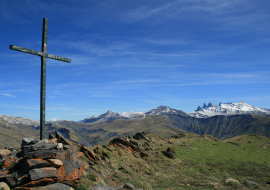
[0,132,84,190]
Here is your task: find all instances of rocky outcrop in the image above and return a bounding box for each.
[0,133,83,189]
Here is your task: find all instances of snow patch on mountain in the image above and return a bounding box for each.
[145,105,187,116]
[81,110,129,124]
[0,114,39,126]
[188,101,270,118]
[121,111,144,118]
[48,118,59,122]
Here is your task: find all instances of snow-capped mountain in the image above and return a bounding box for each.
[81,110,129,123]
[145,105,187,116]
[0,114,39,126]
[188,101,270,118]
[47,118,59,122]
[121,111,144,118]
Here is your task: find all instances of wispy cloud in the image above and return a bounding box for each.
[1,93,17,97]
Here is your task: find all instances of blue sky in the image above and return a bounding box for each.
[1,0,270,121]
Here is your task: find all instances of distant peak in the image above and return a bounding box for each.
[157,105,169,109]
[239,101,245,104]
[208,102,216,107]
[196,106,202,111]
[106,110,116,113]
[202,103,207,108]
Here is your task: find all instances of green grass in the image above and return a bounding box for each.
[78,133,270,190]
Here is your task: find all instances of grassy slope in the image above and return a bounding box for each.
[79,115,187,145]
[78,132,270,190]
[0,119,37,148]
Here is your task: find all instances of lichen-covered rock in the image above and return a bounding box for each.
[29,167,57,181]
[20,178,54,187]
[6,172,30,187]
[2,156,19,169]
[23,149,61,160]
[21,158,50,173]
[0,170,9,179]
[55,146,84,185]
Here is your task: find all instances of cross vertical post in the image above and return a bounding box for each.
[40,18,48,140]
[10,18,71,140]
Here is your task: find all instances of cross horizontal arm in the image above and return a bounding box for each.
[10,45,46,57]
[10,45,71,63]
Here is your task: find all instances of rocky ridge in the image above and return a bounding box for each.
[188,101,270,118]
[0,115,39,126]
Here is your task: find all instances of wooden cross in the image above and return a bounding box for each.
[10,18,71,140]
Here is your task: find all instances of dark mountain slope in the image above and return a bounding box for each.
[167,114,270,140]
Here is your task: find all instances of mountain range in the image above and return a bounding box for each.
[188,101,270,118]
[0,101,270,147]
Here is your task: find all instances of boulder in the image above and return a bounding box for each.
[92,184,118,190]
[48,139,57,145]
[20,178,54,187]
[23,149,61,160]
[55,146,84,185]
[21,158,50,173]
[161,148,176,159]
[47,159,63,168]
[55,132,72,146]
[245,180,258,186]
[21,138,38,150]
[29,167,57,181]
[5,145,14,151]
[49,133,56,140]
[0,182,10,190]
[57,143,63,150]
[6,173,29,187]
[124,183,135,189]
[225,178,239,184]
[15,183,74,190]
[2,156,19,169]
[0,149,11,158]
[30,142,57,151]
[0,170,9,179]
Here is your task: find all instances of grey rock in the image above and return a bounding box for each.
[49,133,56,139]
[21,158,50,173]
[30,142,57,151]
[21,138,38,149]
[5,144,14,151]
[23,149,62,159]
[23,146,32,154]
[32,183,74,190]
[124,183,134,189]
[92,184,118,190]
[245,180,258,186]
[29,167,57,180]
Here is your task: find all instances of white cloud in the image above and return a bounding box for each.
[1,93,17,97]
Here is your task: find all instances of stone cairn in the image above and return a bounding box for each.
[0,132,84,190]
